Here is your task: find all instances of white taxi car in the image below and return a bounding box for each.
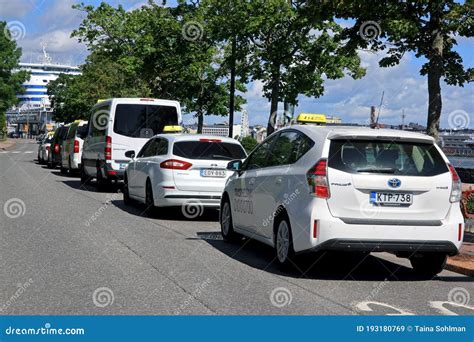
[123,134,246,213]
[220,115,464,276]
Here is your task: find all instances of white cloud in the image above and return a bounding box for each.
[0,0,35,18]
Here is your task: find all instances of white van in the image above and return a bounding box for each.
[81,98,182,189]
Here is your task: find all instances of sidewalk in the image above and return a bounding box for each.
[0,139,16,150]
[447,230,474,277]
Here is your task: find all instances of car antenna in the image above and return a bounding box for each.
[375,91,384,127]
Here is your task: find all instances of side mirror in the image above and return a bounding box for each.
[125,150,135,159]
[226,160,242,171]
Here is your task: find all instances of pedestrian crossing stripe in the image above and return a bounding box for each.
[0,151,35,154]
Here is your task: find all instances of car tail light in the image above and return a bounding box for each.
[199,138,221,142]
[74,140,79,153]
[458,223,463,241]
[448,164,461,202]
[160,159,192,170]
[46,146,50,151]
[313,220,318,238]
[54,144,60,153]
[105,136,112,160]
[307,159,330,198]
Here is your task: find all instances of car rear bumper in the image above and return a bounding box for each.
[307,239,459,256]
[155,193,222,208]
[289,197,465,255]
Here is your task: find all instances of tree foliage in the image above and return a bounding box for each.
[0,21,29,137]
[331,0,473,138]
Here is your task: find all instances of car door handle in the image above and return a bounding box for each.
[275,177,282,184]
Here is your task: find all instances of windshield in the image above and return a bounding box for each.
[328,139,448,176]
[173,141,246,160]
[113,104,179,138]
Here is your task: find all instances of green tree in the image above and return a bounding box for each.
[71,1,242,132]
[201,0,255,137]
[333,0,473,138]
[0,21,29,138]
[250,0,365,134]
[48,51,151,122]
[240,135,258,153]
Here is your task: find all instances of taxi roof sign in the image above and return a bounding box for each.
[163,125,183,133]
[296,113,327,124]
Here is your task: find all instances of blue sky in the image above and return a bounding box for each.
[1,0,472,129]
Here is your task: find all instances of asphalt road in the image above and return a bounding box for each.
[1,139,473,315]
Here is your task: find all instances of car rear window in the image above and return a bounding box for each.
[77,125,88,139]
[113,104,179,138]
[328,139,448,176]
[173,141,246,160]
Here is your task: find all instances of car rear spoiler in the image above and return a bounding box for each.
[327,132,435,144]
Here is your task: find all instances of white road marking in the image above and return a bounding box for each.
[429,301,474,316]
[0,151,9,153]
[24,151,34,154]
[354,301,415,315]
[11,151,20,154]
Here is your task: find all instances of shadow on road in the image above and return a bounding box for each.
[60,179,122,193]
[111,200,220,222]
[196,232,474,282]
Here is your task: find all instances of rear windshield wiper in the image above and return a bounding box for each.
[356,167,397,174]
[211,154,233,160]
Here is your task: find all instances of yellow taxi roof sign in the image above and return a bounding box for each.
[163,125,183,133]
[296,113,327,124]
[97,99,106,103]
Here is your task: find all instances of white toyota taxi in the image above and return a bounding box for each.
[220,114,464,276]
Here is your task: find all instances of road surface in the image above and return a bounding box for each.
[0,140,472,315]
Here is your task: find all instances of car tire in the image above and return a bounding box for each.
[410,253,447,278]
[80,164,91,185]
[60,165,67,174]
[220,199,240,242]
[144,179,155,217]
[123,174,132,205]
[275,216,296,268]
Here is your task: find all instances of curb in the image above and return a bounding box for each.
[445,263,474,277]
[0,139,16,150]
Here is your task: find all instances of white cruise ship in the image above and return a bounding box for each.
[16,62,80,109]
[6,49,81,136]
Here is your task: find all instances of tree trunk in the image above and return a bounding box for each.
[197,110,204,134]
[267,65,281,135]
[426,10,443,140]
[228,37,236,138]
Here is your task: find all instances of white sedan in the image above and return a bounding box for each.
[123,134,247,215]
